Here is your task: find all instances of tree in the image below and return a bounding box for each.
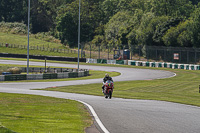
[162,20,191,47]
[187,4,200,47]
[153,17,183,46]
[56,0,103,47]
[57,12,77,47]
[105,11,134,47]
[0,0,27,22]
[151,0,193,17]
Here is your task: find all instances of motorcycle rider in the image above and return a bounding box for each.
[102,73,113,93]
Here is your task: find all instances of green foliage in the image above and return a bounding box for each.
[105,11,133,46]
[57,12,77,47]
[0,22,27,35]
[187,4,200,47]
[162,20,191,47]
[151,0,193,17]
[153,17,183,45]
[1,0,200,48]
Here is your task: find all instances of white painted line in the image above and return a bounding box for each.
[78,100,110,133]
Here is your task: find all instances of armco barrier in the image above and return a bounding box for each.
[179,64,184,69]
[86,58,97,64]
[190,65,194,70]
[0,70,89,81]
[97,59,107,64]
[57,73,65,79]
[86,58,200,71]
[27,74,43,80]
[68,72,78,78]
[78,72,84,77]
[0,75,5,81]
[116,60,124,65]
[146,62,150,67]
[84,71,89,76]
[195,65,200,70]
[124,60,128,65]
[0,53,86,62]
[5,74,27,81]
[43,73,57,79]
[107,60,116,64]
[128,60,136,65]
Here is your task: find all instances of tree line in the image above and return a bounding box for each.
[0,0,200,48]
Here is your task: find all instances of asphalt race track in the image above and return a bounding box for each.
[1,60,200,133]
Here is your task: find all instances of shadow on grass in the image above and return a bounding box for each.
[0,127,16,133]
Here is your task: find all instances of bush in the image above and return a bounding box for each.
[7,67,22,74]
[32,32,61,44]
[0,22,27,35]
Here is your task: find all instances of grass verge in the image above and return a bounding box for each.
[0,63,120,82]
[0,93,92,133]
[0,47,78,57]
[42,68,200,107]
[1,58,200,106]
[0,32,63,48]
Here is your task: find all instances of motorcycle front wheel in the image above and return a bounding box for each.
[109,90,112,99]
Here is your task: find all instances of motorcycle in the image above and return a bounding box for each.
[103,80,114,99]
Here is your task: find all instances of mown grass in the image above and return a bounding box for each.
[0,127,15,133]
[0,32,63,48]
[0,63,120,82]
[43,68,200,107]
[1,57,200,106]
[0,32,110,58]
[0,32,81,57]
[0,93,92,133]
[0,47,78,57]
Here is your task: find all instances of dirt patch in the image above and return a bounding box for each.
[85,123,100,133]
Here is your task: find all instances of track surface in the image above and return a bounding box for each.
[1,60,200,133]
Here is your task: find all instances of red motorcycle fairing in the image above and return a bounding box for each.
[104,80,114,99]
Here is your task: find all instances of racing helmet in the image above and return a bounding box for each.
[105,73,109,77]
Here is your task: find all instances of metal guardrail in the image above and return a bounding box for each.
[0,67,89,81]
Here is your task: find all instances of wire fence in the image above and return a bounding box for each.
[83,45,200,64]
[0,43,86,57]
[145,46,200,64]
[1,42,200,64]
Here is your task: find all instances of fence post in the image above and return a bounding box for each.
[139,46,141,60]
[146,46,148,61]
[156,49,158,61]
[81,44,83,58]
[195,50,197,64]
[99,45,100,59]
[107,46,109,59]
[164,49,166,62]
[90,44,91,59]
